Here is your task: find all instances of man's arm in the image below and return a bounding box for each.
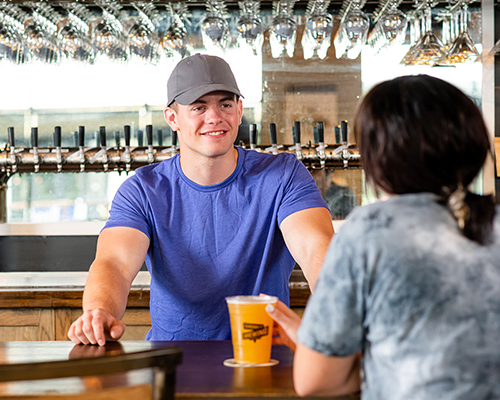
[280,207,334,290]
[67,227,149,346]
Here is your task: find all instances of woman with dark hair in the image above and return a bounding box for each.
[266,75,500,399]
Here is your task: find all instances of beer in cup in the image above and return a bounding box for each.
[225,295,278,366]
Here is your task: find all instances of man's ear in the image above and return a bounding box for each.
[164,107,179,131]
[237,98,243,125]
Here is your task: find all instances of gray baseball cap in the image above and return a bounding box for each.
[167,53,243,106]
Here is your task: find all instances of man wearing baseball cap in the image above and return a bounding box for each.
[68,54,334,344]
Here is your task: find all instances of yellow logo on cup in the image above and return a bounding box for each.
[242,323,269,342]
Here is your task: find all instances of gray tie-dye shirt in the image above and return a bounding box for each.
[298,193,500,400]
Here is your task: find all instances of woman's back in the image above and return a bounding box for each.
[300,193,500,400]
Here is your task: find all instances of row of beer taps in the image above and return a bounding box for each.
[0,120,360,175]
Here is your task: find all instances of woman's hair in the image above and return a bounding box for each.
[354,74,495,245]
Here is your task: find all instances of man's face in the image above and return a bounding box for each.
[164,91,243,161]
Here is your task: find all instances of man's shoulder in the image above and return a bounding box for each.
[239,147,299,171]
[134,157,177,180]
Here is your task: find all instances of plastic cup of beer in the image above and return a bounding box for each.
[224,295,278,367]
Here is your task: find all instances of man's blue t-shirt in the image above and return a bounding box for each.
[105,146,328,340]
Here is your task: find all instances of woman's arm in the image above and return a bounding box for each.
[266,300,361,397]
[294,344,361,397]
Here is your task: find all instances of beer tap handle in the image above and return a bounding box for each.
[266,123,280,154]
[340,120,350,169]
[31,127,38,148]
[157,129,163,147]
[8,127,17,172]
[269,123,277,145]
[172,130,178,147]
[31,127,40,172]
[8,127,15,149]
[294,121,301,145]
[146,125,153,146]
[289,121,303,160]
[341,120,348,146]
[335,125,341,144]
[54,126,61,147]
[78,126,86,171]
[137,130,144,147]
[99,126,107,148]
[317,122,324,144]
[316,122,326,168]
[78,126,85,147]
[146,124,155,163]
[122,125,132,170]
[114,131,121,148]
[124,125,131,147]
[98,126,108,171]
[54,126,63,171]
[249,124,257,150]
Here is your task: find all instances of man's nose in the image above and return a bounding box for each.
[205,106,223,123]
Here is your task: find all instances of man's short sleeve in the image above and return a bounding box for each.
[103,175,152,239]
[297,221,365,356]
[276,155,329,225]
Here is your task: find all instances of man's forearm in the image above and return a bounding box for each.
[82,261,133,320]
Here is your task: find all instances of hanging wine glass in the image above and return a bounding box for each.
[200,0,230,53]
[269,0,297,58]
[0,8,24,64]
[93,1,128,63]
[400,11,421,65]
[401,3,447,66]
[237,0,263,56]
[163,2,192,60]
[368,1,407,52]
[57,4,94,64]
[301,0,333,60]
[24,3,60,64]
[127,3,161,65]
[334,0,369,60]
[446,3,479,64]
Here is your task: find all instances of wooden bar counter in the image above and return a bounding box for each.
[0,340,360,400]
[0,271,311,341]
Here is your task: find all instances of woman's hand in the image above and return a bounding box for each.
[265,299,302,351]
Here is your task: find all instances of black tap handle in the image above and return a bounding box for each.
[8,127,14,148]
[317,122,324,143]
[54,126,61,147]
[99,126,106,147]
[157,129,163,147]
[146,125,153,146]
[31,127,38,148]
[249,124,257,145]
[172,130,178,147]
[341,121,348,144]
[294,121,301,144]
[124,125,131,147]
[313,127,319,144]
[78,126,85,147]
[335,125,340,143]
[114,131,121,147]
[269,123,277,145]
[137,130,144,146]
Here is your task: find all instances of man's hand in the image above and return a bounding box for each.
[265,299,301,351]
[68,308,126,346]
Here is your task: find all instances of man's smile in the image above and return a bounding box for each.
[202,130,226,136]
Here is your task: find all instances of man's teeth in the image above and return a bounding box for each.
[205,131,224,136]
